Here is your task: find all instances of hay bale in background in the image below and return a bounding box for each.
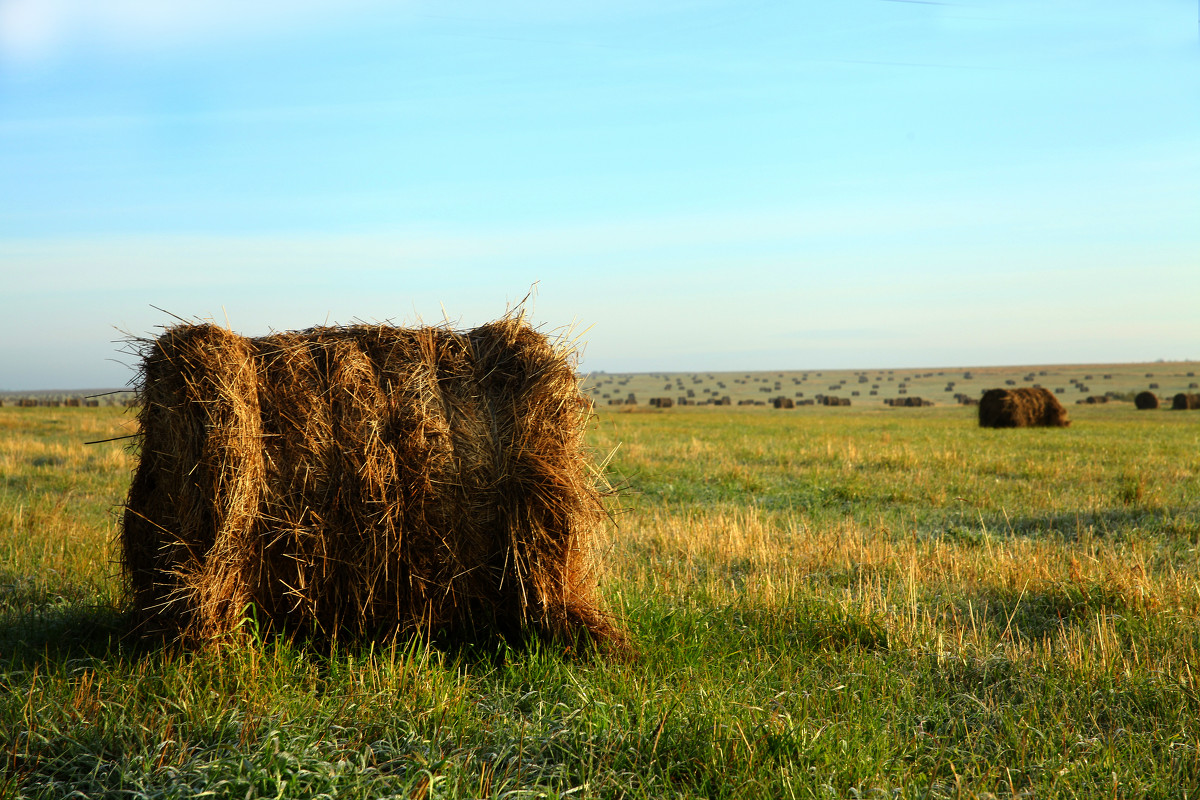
[1172,393,1200,410]
[978,387,1070,428]
[122,316,624,652]
[1134,391,1160,410]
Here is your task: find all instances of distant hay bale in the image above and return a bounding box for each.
[1134,391,1160,410]
[978,387,1070,428]
[1172,393,1200,410]
[772,396,795,409]
[122,316,624,653]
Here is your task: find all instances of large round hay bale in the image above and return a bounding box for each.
[1172,393,1200,410]
[1134,391,1160,410]
[122,316,624,652]
[978,387,1070,428]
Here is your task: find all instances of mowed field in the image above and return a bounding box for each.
[2,363,1200,798]
[582,361,1200,408]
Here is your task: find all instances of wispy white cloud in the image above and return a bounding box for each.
[0,0,752,69]
[0,0,395,67]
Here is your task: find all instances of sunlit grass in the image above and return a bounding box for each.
[2,404,1199,798]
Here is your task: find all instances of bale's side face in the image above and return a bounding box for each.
[122,317,623,652]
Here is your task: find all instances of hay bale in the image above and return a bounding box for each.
[122,317,624,652]
[978,387,1070,428]
[1172,393,1200,410]
[1134,391,1160,410]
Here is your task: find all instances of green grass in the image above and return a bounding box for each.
[3,403,1200,798]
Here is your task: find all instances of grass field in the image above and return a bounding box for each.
[2,393,1199,798]
[581,361,1200,408]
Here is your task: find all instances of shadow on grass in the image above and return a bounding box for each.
[629,600,890,667]
[0,600,145,669]
[940,580,1172,646]
[937,506,1199,544]
[0,578,612,676]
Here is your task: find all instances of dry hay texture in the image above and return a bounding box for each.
[978,387,1071,428]
[1135,391,1160,410]
[122,316,624,652]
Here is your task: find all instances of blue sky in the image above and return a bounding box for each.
[1,0,1197,390]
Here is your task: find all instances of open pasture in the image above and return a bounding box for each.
[1,396,1199,798]
[584,360,1200,409]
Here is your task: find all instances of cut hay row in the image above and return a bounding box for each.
[884,396,932,408]
[978,387,1070,428]
[122,316,624,652]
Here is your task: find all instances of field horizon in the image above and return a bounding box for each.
[4,357,1199,404]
